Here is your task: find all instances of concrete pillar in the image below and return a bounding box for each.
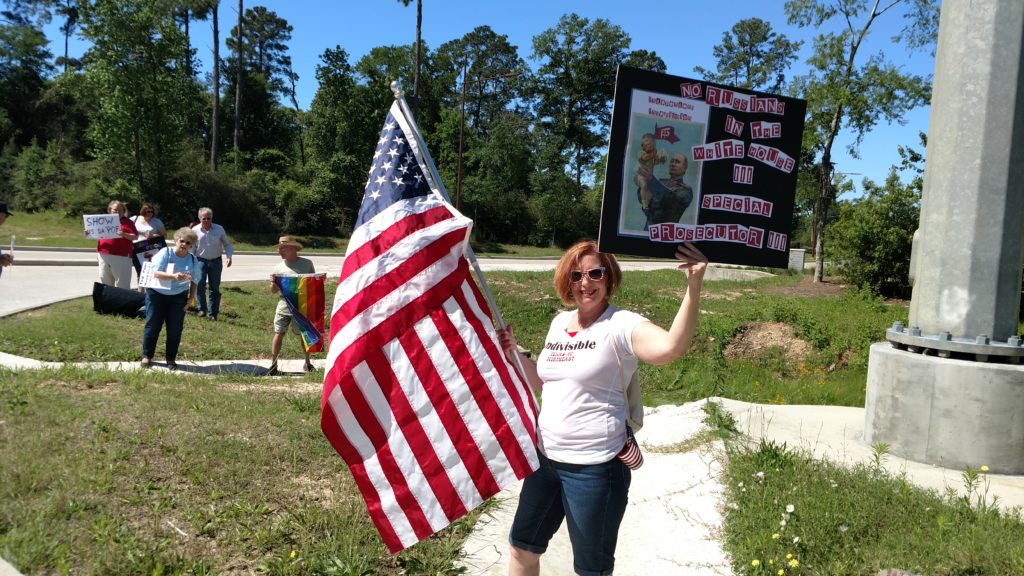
[866,0,1024,474]
[908,0,1024,341]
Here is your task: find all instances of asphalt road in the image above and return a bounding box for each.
[1,248,761,318]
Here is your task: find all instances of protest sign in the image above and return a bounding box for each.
[83,214,121,239]
[139,261,173,290]
[598,66,806,268]
[133,237,167,269]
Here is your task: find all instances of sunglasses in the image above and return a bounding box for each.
[570,267,607,283]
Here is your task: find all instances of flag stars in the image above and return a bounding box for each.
[392,175,404,186]
[397,164,409,174]
[375,175,387,185]
[404,153,414,164]
[382,160,393,172]
[387,147,399,158]
[369,189,381,200]
[412,173,424,185]
[393,136,405,145]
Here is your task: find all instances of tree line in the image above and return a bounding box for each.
[0,0,938,295]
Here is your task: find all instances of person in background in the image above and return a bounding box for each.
[0,202,12,269]
[131,202,167,240]
[267,235,316,375]
[497,239,707,576]
[191,207,233,321]
[130,202,168,288]
[141,227,198,371]
[92,200,138,288]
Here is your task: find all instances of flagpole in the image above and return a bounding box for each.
[390,82,530,381]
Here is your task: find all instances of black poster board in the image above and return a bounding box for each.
[598,66,806,267]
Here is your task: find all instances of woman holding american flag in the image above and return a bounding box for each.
[498,239,707,576]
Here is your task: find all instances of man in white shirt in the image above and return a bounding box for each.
[190,207,234,320]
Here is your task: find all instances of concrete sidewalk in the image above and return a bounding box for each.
[0,350,320,376]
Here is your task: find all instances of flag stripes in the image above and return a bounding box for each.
[321,102,538,553]
[340,204,455,283]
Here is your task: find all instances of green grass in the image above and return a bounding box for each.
[0,282,331,363]
[3,268,1022,574]
[715,413,1024,575]
[493,271,907,408]
[0,272,903,410]
[2,210,565,257]
[0,368,476,575]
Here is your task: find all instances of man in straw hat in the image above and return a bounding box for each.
[267,235,315,375]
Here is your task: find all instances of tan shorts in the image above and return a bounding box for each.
[273,300,300,335]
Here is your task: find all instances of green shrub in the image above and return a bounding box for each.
[827,168,919,298]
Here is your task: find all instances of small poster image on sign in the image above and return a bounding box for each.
[598,66,806,268]
[83,213,121,239]
[133,237,167,269]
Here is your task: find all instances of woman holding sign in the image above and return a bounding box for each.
[141,227,198,371]
[496,239,707,576]
[93,200,138,288]
[130,202,168,290]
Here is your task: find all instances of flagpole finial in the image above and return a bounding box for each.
[391,81,404,99]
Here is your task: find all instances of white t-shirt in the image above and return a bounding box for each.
[131,215,165,238]
[535,305,648,464]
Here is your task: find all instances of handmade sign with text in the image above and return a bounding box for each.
[83,214,121,240]
[598,66,806,267]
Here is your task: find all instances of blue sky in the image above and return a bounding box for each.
[44,0,936,194]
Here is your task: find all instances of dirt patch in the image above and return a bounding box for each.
[703,289,756,301]
[724,321,812,363]
[219,381,321,394]
[765,275,847,298]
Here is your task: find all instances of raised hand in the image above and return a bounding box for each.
[674,242,708,281]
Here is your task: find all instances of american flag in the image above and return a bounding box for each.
[321,101,539,553]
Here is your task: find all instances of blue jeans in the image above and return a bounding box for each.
[143,289,188,362]
[509,452,631,576]
[194,256,223,317]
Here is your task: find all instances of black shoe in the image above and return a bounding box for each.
[208,315,217,321]
[167,362,177,371]
[304,360,315,373]
[266,362,278,376]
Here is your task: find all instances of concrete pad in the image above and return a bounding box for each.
[0,557,21,576]
[865,342,1024,474]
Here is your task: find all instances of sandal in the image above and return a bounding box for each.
[266,362,278,376]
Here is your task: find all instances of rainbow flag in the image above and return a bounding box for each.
[273,273,326,353]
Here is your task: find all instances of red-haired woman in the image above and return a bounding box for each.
[498,240,707,576]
